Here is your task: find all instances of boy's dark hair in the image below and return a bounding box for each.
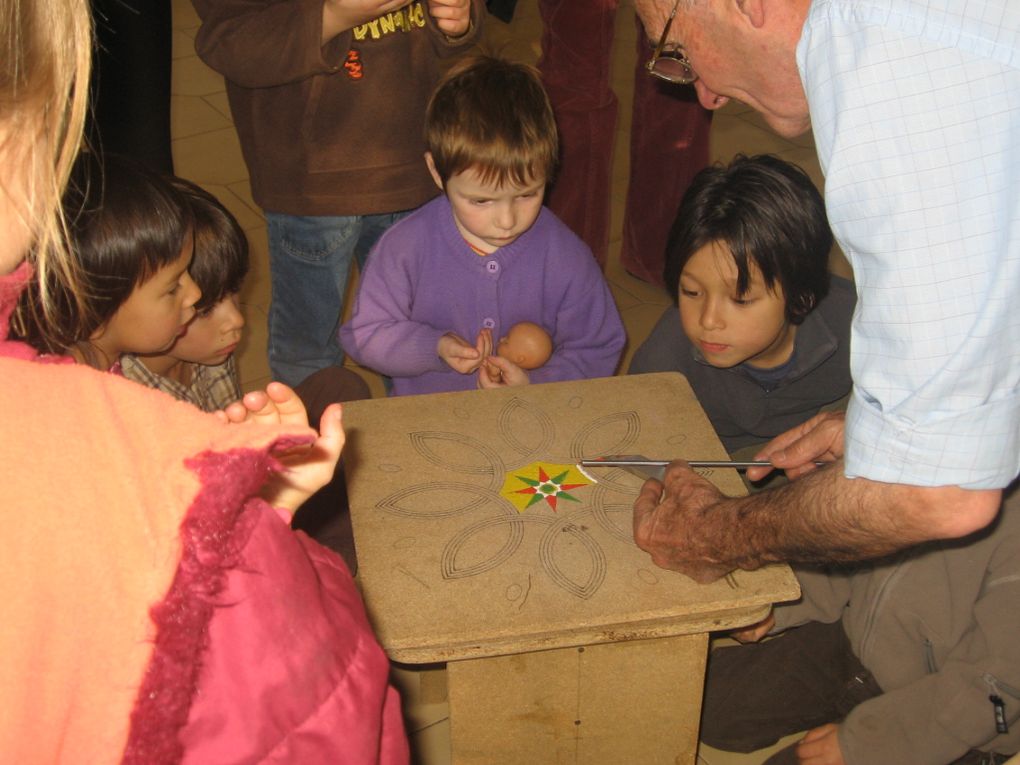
[13,152,194,353]
[425,54,558,188]
[169,178,249,313]
[664,154,833,324]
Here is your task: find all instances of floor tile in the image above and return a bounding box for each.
[171,54,226,98]
[172,0,201,30]
[171,94,232,139]
[172,127,249,185]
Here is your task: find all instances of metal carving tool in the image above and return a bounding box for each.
[579,455,825,482]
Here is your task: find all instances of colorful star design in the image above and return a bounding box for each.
[499,461,594,512]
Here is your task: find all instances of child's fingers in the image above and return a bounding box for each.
[487,355,527,386]
[427,0,471,34]
[476,328,493,359]
[219,401,250,424]
[316,403,346,462]
[451,347,480,361]
[221,395,265,424]
[242,393,283,426]
[428,0,469,14]
[263,381,312,427]
[477,362,500,389]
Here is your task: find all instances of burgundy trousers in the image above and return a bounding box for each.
[538,0,712,287]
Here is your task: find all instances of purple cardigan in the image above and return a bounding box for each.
[340,196,626,396]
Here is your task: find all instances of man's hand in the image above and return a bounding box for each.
[438,331,487,374]
[632,460,734,583]
[427,0,471,38]
[220,382,345,515]
[748,410,845,482]
[796,723,846,765]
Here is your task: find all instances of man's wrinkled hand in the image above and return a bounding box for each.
[632,460,734,583]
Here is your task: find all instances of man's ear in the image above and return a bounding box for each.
[735,0,765,28]
[424,152,445,191]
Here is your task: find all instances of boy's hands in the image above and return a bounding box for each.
[218,382,345,516]
[478,353,530,388]
[427,0,472,38]
[438,331,489,374]
[437,327,532,386]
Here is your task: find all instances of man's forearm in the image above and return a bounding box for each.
[694,464,1002,568]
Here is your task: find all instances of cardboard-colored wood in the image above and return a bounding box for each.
[447,634,707,765]
[342,372,799,664]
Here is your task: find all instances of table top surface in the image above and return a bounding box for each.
[343,373,799,663]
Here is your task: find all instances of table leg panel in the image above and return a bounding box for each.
[448,633,707,764]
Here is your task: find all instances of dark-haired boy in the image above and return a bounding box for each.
[629,153,855,457]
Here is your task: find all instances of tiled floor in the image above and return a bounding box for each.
[169,2,839,762]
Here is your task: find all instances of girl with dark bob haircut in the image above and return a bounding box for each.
[14,152,198,364]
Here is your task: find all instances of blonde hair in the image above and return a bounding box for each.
[1,0,91,340]
[425,55,558,189]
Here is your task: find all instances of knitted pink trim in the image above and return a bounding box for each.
[120,444,291,764]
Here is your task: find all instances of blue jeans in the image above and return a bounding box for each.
[265,211,408,387]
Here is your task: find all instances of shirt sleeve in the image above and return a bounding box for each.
[798,0,1020,489]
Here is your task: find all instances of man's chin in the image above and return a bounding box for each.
[761,112,812,139]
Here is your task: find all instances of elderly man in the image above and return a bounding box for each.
[630,0,1019,580]
[628,4,1019,763]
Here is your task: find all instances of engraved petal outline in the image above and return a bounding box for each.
[377,482,499,518]
[410,431,505,476]
[539,516,607,599]
[498,396,555,464]
[569,411,641,462]
[441,514,552,579]
[588,486,635,544]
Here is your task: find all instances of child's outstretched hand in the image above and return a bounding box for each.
[478,354,530,389]
[218,382,345,516]
[427,0,471,38]
[438,330,489,374]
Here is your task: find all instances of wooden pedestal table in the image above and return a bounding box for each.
[342,373,800,764]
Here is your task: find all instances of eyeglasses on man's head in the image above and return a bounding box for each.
[646,0,698,85]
